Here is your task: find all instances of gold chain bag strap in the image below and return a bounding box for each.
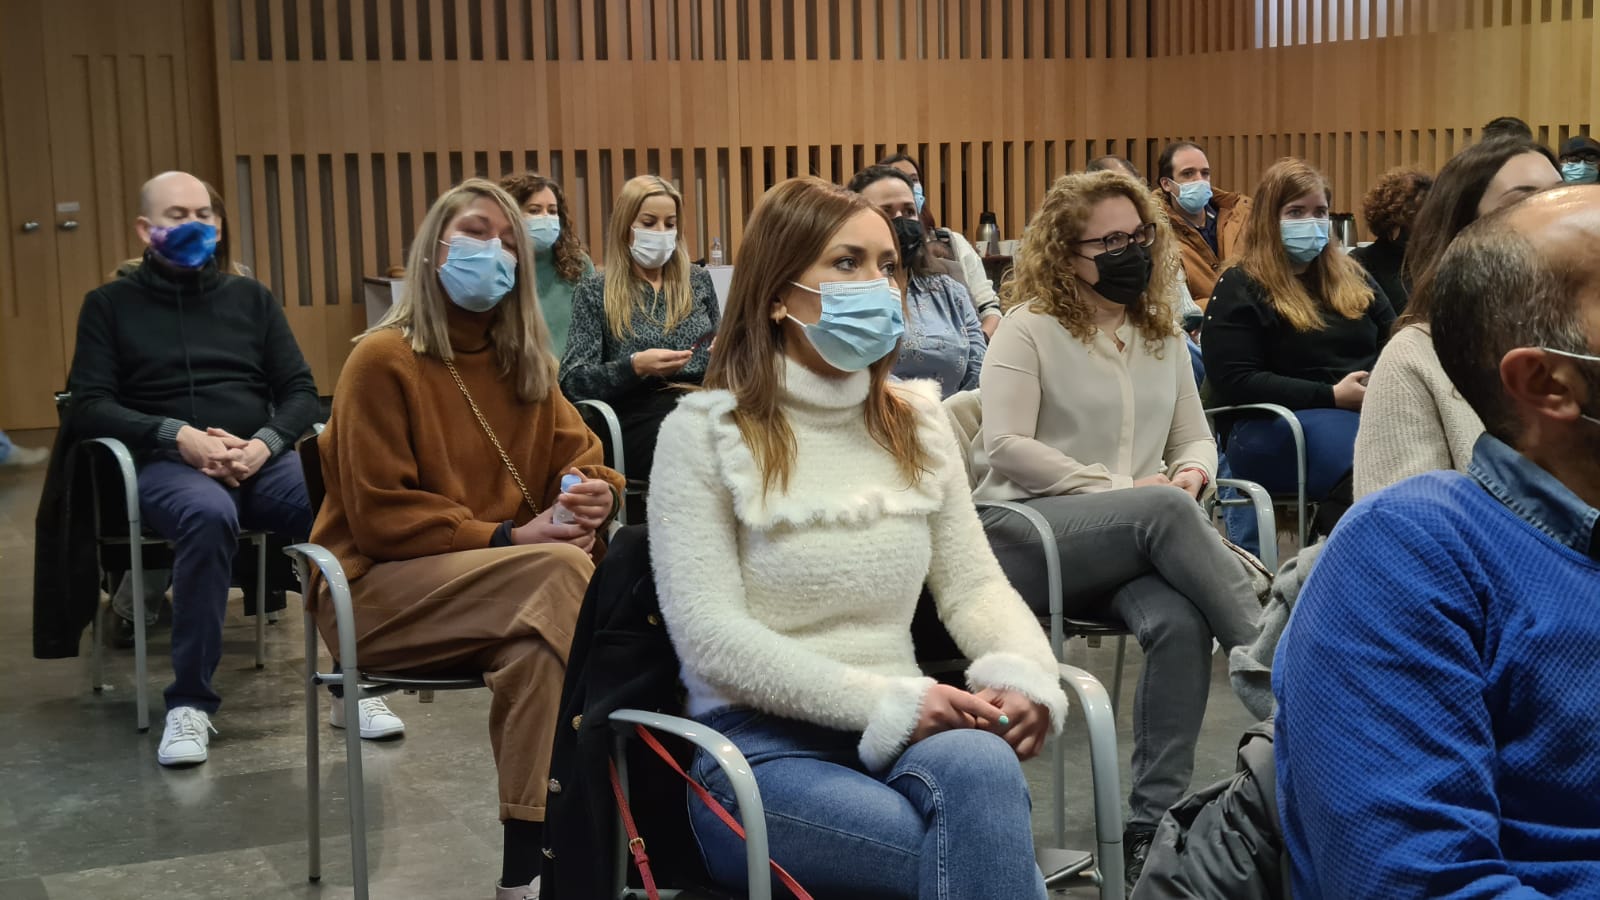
[442,358,540,517]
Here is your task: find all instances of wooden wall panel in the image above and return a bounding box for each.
[198,0,1600,394]
[0,0,219,429]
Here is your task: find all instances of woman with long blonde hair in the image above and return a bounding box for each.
[1202,158,1395,541]
[649,177,1066,898]
[313,178,623,900]
[973,170,1262,889]
[559,174,719,488]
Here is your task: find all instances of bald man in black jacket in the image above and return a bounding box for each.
[66,170,318,767]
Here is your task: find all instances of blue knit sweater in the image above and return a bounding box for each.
[1275,440,1600,899]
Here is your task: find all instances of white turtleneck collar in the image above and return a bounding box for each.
[778,353,871,419]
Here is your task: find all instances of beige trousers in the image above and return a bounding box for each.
[317,543,594,822]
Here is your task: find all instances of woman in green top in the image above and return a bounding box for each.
[499,172,595,355]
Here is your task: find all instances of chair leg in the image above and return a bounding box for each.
[91,601,105,694]
[1110,636,1128,718]
[305,609,322,883]
[254,536,267,669]
[344,680,370,900]
[132,559,149,734]
[1051,719,1067,847]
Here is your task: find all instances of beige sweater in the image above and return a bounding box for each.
[973,306,1216,500]
[1353,324,1485,499]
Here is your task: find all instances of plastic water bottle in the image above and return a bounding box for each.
[709,237,724,266]
[552,473,583,525]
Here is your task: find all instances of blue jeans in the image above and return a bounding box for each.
[1221,409,1360,554]
[1216,454,1260,557]
[0,428,13,463]
[1226,409,1360,498]
[689,707,1048,900]
[138,453,313,713]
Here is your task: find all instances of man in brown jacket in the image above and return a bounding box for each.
[1157,141,1253,308]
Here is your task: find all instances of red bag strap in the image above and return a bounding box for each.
[608,756,661,899]
[611,723,814,900]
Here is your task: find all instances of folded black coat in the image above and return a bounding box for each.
[541,525,724,899]
[1132,719,1289,900]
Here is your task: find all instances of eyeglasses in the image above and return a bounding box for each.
[1075,222,1157,257]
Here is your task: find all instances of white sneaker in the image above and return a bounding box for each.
[112,570,169,627]
[0,444,49,466]
[329,696,406,740]
[157,707,214,767]
[495,877,540,900]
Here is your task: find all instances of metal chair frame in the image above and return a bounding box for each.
[1205,402,1310,547]
[609,662,1125,900]
[287,541,485,900]
[83,436,268,733]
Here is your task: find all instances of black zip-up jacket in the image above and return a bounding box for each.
[65,254,319,457]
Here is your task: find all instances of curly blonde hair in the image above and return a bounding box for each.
[1001,171,1180,351]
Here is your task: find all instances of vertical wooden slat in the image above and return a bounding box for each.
[374,0,393,60]
[481,0,499,59]
[530,0,548,59]
[680,0,695,59]
[241,0,261,61]
[462,0,482,60]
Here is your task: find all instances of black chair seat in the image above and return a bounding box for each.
[1062,617,1130,637]
[1039,846,1098,887]
[359,672,485,690]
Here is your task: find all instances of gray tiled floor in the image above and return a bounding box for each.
[0,431,1266,899]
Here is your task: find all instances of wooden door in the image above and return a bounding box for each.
[0,0,217,430]
[0,2,67,429]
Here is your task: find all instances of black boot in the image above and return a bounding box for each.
[1123,825,1156,897]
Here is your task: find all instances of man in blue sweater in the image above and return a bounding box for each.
[1274,184,1600,899]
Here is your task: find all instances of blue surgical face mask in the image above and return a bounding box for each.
[1561,161,1599,184]
[148,220,220,269]
[1280,218,1331,264]
[1170,179,1213,215]
[912,181,926,215]
[787,277,906,372]
[438,235,517,313]
[524,214,561,251]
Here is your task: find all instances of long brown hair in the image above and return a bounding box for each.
[704,176,930,495]
[497,171,590,282]
[1399,137,1557,328]
[603,175,693,338]
[1001,171,1180,351]
[1230,158,1374,332]
[360,178,556,402]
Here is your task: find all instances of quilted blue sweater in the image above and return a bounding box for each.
[1275,453,1600,899]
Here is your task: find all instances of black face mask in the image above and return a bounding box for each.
[1085,243,1153,307]
[892,216,925,265]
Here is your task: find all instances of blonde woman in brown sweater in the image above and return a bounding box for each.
[311,178,623,900]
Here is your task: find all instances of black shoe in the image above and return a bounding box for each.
[1123,826,1156,897]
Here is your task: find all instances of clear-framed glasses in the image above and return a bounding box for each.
[1075,221,1158,257]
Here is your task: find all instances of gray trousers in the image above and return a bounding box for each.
[979,487,1262,827]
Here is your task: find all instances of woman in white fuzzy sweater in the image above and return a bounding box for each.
[648,177,1069,899]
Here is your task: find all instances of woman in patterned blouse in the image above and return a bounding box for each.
[559,175,719,488]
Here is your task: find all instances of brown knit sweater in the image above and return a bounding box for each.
[311,307,624,583]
